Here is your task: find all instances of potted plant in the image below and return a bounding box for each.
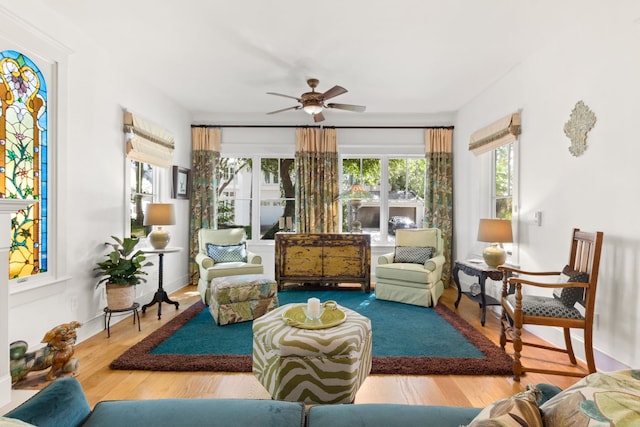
[95,236,152,310]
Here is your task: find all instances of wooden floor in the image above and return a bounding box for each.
[71,285,585,409]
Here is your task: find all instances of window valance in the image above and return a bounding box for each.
[469,113,520,156]
[123,110,174,168]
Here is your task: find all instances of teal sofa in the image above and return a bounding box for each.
[2,377,561,427]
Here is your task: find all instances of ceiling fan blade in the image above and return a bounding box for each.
[267,105,300,115]
[266,92,301,101]
[326,103,366,113]
[313,111,325,123]
[321,85,348,101]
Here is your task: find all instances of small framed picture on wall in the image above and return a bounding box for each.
[172,166,191,199]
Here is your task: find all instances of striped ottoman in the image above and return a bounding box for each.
[209,274,278,326]
[252,303,372,404]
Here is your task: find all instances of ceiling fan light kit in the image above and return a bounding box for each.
[267,78,366,122]
[302,103,323,115]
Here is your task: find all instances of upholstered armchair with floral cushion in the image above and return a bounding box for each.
[195,228,264,305]
[375,228,445,307]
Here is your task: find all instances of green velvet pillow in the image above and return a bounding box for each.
[3,377,91,427]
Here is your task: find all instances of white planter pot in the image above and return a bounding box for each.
[105,284,136,310]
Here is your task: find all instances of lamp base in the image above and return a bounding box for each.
[483,243,506,268]
[148,228,170,250]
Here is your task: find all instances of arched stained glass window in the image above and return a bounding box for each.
[0,50,47,279]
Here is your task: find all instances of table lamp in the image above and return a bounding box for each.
[477,218,513,268]
[144,203,176,249]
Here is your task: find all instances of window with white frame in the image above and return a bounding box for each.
[492,142,513,220]
[259,158,295,239]
[130,160,154,238]
[217,154,427,244]
[216,157,252,233]
[342,156,425,243]
[388,157,426,234]
[342,158,381,237]
[491,141,516,258]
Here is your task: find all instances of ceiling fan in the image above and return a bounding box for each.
[266,78,366,123]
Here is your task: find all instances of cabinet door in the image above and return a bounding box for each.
[322,236,366,278]
[279,235,323,277]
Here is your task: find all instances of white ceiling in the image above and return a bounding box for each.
[40,0,635,122]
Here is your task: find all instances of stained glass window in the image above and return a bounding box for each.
[0,50,47,279]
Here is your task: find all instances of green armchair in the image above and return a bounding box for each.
[375,228,445,307]
[195,228,264,305]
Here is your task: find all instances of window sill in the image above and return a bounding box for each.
[9,275,73,307]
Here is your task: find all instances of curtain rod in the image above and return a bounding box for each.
[191,124,454,130]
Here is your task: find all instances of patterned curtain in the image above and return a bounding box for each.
[188,127,220,285]
[295,128,339,233]
[425,128,454,286]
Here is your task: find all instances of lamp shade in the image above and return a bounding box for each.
[477,218,513,243]
[144,203,176,226]
[144,203,175,249]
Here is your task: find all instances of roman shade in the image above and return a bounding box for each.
[123,110,175,168]
[469,113,520,155]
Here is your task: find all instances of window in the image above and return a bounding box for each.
[491,141,517,259]
[259,158,295,239]
[216,157,252,234]
[493,142,513,220]
[342,156,424,243]
[216,154,427,245]
[388,157,425,233]
[130,160,154,238]
[341,158,381,236]
[0,50,48,280]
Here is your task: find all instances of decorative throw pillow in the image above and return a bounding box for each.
[540,370,640,426]
[464,386,543,427]
[394,246,436,264]
[552,265,589,308]
[206,243,247,263]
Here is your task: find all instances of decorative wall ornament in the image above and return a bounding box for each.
[564,100,596,157]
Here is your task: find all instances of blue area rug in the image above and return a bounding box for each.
[111,289,513,375]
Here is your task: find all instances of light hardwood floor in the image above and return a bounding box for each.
[71,285,585,409]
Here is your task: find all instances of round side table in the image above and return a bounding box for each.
[103,302,141,338]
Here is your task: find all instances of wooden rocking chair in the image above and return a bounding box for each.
[498,228,603,381]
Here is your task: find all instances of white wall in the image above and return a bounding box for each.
[453,4,640,370]
[1,2,192,347]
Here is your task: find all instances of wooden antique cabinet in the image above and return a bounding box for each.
[275,233,371,292]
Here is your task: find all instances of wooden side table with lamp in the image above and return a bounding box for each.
[453,218,514,326]
[142,203,180,320]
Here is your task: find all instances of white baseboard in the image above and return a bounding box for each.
[0,374,10,409]
[525,324,629,372]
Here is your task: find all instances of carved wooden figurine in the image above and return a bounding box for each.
[9,321,82,384]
